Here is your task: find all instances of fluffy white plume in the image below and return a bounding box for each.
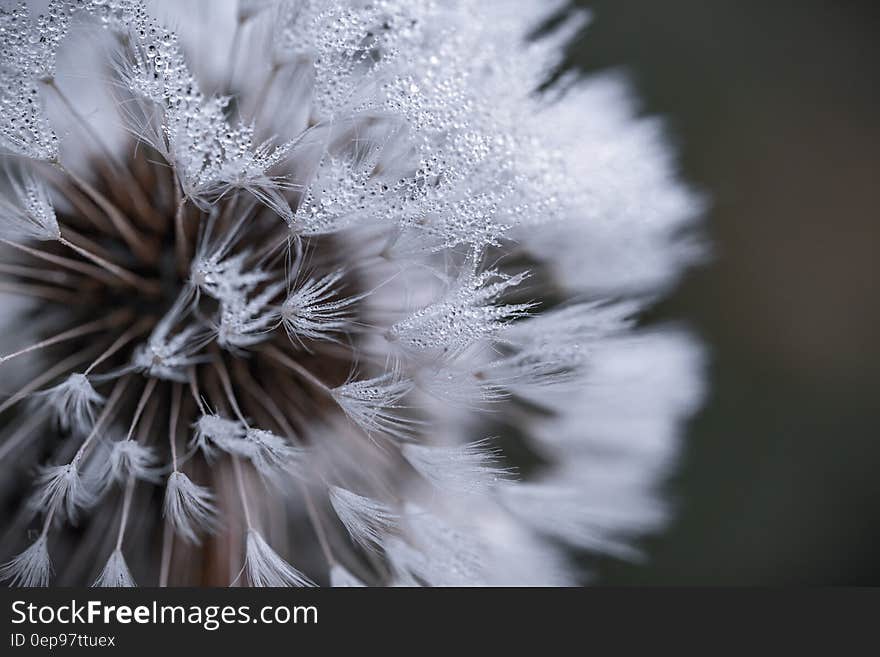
[388,264,532,359]
[163,471,220,544]
[331,375,415,439]
[132,292,209,381]
[0,535,52,587]
[30,464,95,524]
[35,373,105,435]
[215,282,285,351]
[281,271,363,344]
[191,414,246,457]
[385,507,487,586]
[415,364,507,406]
[240,428,302,477]
[93,549,136,588]
[401,441,511,494]
[114,11,295,219]
[497,482,649,559]
[272,1,404,119]
[488,301,638,394]
[292,148,392,235]
[98,441,160,488]
[0,168,60,242]
[191,248,270,300]
[501,331,705,558]
[131,326,207,381]
[0,6,62,160]
[329,486,397,551]
[244,530,314,588]
[192,416,299,476]
[518,74,704,294]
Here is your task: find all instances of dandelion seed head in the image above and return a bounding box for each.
[0,0,704,586]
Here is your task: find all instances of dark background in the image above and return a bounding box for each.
[566,1,879,584]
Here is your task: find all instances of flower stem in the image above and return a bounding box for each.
[116,475,136,551]
[58,236,160,296]
[1,238,119,287]
[0,345,98,415]
[174,188,189,275]
[0,281,79,304]
[0,308,131,365]
[212,356,249,425]
[44,79,166,233]
[83,317,153,375]
[56,163,155,263]
[232,457,254,530]
[169,382,182,471]
[124,377,158,442]
[73,376,131,466]
[158,519,174,588]
[261,344,330,392]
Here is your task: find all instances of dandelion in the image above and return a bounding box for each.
[0,0,703,587]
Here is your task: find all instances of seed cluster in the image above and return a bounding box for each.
[0,1,704,587]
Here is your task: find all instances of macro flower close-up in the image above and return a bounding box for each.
[0,0,704,587]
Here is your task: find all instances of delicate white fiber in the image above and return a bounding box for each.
[401,441,511,494]
[99,440,159,487]
[163,471,220,544]
[0,168,61,242]
[191,413,246,458]
[30,464,95,524]
[244,529,314,588]
[93,549,136,588]
[331,374,415,439]
[0,535,52,587]
[388,264,533,358]
[35,373,105,435]
[329,486,397,551]
[281,271,363,345]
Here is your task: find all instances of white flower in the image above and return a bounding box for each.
[0,0,704,587]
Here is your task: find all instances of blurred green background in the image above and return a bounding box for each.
[566,1,879,584]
